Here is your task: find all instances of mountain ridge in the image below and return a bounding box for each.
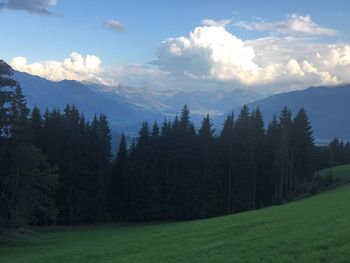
[12,70,350,141]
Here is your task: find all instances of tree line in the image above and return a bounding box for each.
[1,60,349,232]
[1,61,112,232]
[111,105,316,221]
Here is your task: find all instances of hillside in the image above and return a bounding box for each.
[14,70,265,130]
[1,165,350,263]
[13,71,161,132]
[244,84,350,141]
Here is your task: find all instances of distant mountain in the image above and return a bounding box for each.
[163,89,264,116]
[83,82,175,113]
[13,71,162,133]
[84,82,264,117]
[12,71,350,141]
[229,84,350,142]
[13,70,265,133]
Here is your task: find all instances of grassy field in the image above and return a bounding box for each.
[318,164,350,182]
[1,165,350,263]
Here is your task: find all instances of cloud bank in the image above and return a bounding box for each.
[0,0,57,15]
[9,15,350,93]
[152,19,348,92]
[11,52,102,81]
[201,18,231,27]
[235,14,337,36]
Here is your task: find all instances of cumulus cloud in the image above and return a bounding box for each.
[235,14,337,36]
[201,18,231,27]
[11,52,102,81]
[10,53,171,90]
[154,26,260,84]
[9,18,350,93]
[0,0,57,15]
[153,22,350,92]
[105,19,124,32]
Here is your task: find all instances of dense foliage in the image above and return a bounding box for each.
[0,61,58,233]
[110,105,317,221]
[1,60,349,230]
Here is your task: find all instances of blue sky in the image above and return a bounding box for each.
[1,0,350,92]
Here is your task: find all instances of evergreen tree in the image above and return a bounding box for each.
[218,113,235,215]
[249,108,265,209]
[197,114,217,217]
[264,115,281,205]
[0,62,58,232]
[291,108,315,189]
[111,132,128,220]
[234,105,251,212]
[0,60,16,137]
[30,107,43,148]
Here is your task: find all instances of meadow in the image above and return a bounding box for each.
[1,165,350,263]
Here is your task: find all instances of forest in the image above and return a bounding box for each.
[1,59,350,232]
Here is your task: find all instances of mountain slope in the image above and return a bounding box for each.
[1,165,350,262]
[232,84,350,140]
[13,71,161,132]
[162,88,264,116]
[13,70,350,140]
[13,70,264,132]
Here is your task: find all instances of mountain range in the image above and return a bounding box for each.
[243,84,350,142]
[13,70,263,133]
[12,70,350,142]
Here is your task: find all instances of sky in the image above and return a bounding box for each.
[1,0,350,93]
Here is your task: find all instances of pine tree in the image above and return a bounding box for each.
[234,105,251,212]
[177,105,198,219]
[0,62,58,230]
[291,108,315,190]
[218,112,235,215]
[111,132,128,220]
[276,106,293,202]
[7,84,31,226]
[197,114,216,217]
[0,60,16,137]
[96,114,112,221]
[249,108,265,209]
[264,115,281,205]
[30,107,43,148]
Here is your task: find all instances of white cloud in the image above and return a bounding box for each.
[154,25,260,84]
[201,18,231,27]
[9,18,350,93]
[235,14,337,36]
[10,52,171,90]
[0,0,57,15]
[153,23,349,92]
[11,52,102,81]
[105,20,124,32]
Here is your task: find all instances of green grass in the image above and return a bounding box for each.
[1,165,350,263]
[318,164,350,183]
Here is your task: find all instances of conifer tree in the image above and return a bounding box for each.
[291,108,314,190]
[197,114,217,217]
[111,132,128,220]
[264,115,281,205]
[234,105,251,212]
[30,107,43,148]
[276,106,293,202]
[218,113,235,215]
[249,108,265,209]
